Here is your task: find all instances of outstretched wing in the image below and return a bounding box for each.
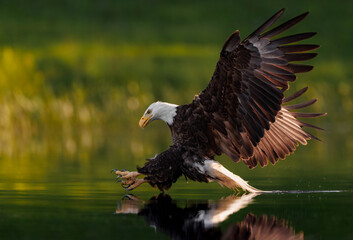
[196,9,325,168]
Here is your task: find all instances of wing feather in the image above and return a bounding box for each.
[189,9,325,168]
[283,53,317,62]
[279,44,320,53]
[260,12,309,39]
[271,32,317,45]
[245,8,285,42]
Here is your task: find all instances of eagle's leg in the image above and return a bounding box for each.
[113,170,147,191]
[203,160,262,193]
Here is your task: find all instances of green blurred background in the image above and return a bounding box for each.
[0,0,352,191]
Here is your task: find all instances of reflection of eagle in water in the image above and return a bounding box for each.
[113,9,325,191]
[116,194,303,240]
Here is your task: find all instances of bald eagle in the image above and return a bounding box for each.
[114,9,326,192]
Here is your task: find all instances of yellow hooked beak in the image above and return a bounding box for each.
[139,114,152,128]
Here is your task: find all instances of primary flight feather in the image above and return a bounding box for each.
[113,8,326,192]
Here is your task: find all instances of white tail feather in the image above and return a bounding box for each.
[203,160,263,193]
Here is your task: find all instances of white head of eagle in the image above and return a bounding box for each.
[139,101,178,128]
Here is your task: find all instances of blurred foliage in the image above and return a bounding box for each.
[0,0,352,183]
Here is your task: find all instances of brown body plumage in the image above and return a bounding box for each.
[115,9,326,192]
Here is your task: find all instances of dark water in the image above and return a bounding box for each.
[0,170,352,240]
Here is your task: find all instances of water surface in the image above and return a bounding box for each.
[1,165,352,240]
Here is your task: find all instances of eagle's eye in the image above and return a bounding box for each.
[146,109,152,114]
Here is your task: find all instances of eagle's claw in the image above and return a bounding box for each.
[111,170,145,190]
[115,175,122,183]
[122,183,131,188]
